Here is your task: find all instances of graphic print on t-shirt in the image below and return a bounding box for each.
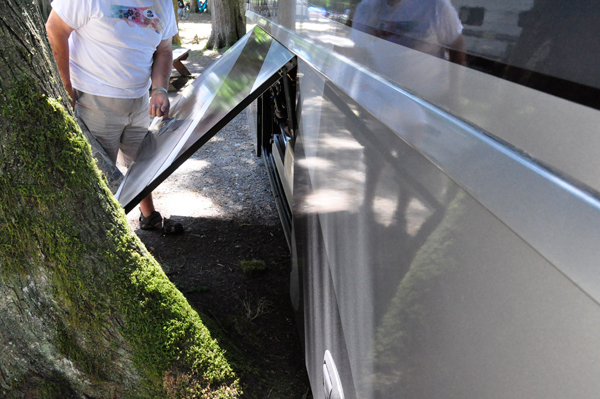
[110,5,164,33]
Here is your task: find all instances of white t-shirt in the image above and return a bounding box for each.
[51,0,178,98]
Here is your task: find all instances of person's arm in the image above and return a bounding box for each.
[149,38,173,118]
[45,10,75,106]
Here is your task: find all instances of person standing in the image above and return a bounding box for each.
[46,0,183,234]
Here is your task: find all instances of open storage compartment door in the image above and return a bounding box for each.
[115,27,295,213]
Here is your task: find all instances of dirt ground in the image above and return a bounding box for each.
[125,13,312,398]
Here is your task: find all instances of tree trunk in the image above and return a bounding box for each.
[191,0,200,13]
[172,0,182,45]
[0,1,238,397]
[206,0,246,49]
[278,0,296,29]
[35,0,52,22]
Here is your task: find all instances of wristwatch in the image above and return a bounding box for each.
[151,87,168,95]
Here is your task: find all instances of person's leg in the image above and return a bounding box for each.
[139,194,155,219]
[74,90,135,165]
[119,93,157,218]
[77,90,182,234]
[120,96,184,235]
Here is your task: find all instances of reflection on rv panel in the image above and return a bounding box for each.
[245,0,600,398]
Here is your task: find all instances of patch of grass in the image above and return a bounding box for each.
[241,297,271,322]
[239,259,267,276]
[187,285,209,294]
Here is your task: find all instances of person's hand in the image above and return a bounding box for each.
[149,90,170,118]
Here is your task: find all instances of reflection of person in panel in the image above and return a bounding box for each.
[46,0,184,235]
[348,0,465,147]
[352,0,465,64]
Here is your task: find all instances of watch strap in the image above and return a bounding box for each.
[151,87,168,95]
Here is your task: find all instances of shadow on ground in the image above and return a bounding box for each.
[134,215,309,398]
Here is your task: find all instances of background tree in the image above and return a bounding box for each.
[35,0,52,21]
[0,1,238,397]
[206,0,246,49]
[172,0,183,45]
[191,0,200,13]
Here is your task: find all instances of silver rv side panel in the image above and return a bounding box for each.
[293,58,600,399]
[247,1,600,398]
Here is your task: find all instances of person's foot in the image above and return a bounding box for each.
[139,209,184,235]
[139,210,162,230]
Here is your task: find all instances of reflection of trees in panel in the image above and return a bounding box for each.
[183,29,269,131]
[309,0,352,13]
[322,81,453,319]
[372,191,467,399]
[208,29,271,111]
[250,0,278,17]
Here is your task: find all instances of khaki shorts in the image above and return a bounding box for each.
[74,89,149,168]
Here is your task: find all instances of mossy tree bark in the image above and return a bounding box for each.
[206,0,246,50]
[0,1,238,398]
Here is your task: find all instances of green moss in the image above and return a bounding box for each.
[37,372,79,399]
[239,260,267,276]
[0,79,239,397]
[187,285,210,293]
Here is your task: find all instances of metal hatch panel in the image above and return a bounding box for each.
[115,27,295,213]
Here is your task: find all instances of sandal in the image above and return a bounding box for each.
[139,210,163,230]
[163,218,184,235]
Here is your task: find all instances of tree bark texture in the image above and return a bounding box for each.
[191,0,200,14]
[172,0,182,45]
[206,0,246,49]
[0,1,238,397]
[35,0,52,24]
